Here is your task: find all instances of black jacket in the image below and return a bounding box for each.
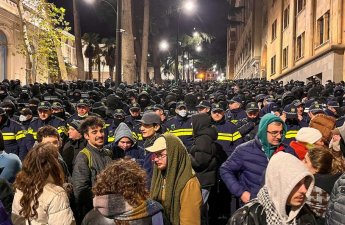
[189,113,219,188]
[228,202,317,225]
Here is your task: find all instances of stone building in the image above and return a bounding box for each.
[0,0,77,84]
[227,0,345,84]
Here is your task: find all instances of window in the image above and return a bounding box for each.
[317,11,330,46]
[283,6,290,29]
[296,32,305,59]
[283,47,288,68]
[271,55,276,75]
[296,0,306,14]
[272,19,277,41]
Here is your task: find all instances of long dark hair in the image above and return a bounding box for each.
[13,143,65,220]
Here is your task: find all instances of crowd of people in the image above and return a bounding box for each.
[0,78,345,225]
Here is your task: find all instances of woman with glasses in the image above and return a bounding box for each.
[147,134,202,225]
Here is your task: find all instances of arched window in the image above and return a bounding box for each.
[0,31,7,80]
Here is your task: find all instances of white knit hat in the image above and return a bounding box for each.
[296,127,322,144]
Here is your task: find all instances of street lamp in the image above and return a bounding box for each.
[159,40,169,51]
[195,45,202,52]
[175,0,197,83]
[85,0,122,84]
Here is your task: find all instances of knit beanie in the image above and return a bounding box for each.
[295,127,322,144]
[69,120,81,133]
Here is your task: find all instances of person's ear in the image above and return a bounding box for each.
[83,133,89,140]
[154,124,160,132]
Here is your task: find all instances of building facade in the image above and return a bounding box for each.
[0,0,77,84]
[227,0,345,84]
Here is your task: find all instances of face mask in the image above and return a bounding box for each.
[78,113,88,118]
[19,115,29,122]
[178,110,187,117]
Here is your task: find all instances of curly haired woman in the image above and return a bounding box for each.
[82,159,165,225]
[11,143,75,225]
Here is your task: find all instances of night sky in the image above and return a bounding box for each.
[50,0,228,66]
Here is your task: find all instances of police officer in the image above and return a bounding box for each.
[26,101,67,151]
[125,103,144,147]
[165,101,193,150]
[67,99,96,125]
[195,100,211,114]
[105,109,126,144]
[281,104,302,145]
[236,102,260,142]
[0,108,26,160]
[225,96,247,124]
[211,103,243,157]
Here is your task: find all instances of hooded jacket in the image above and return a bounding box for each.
[82,195,165,225]
[220,114,295,199]
[229,152,317,225]
[189,113,219,188]
[106,123,145,165]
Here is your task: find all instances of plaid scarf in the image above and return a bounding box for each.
[256,187,296,225]
[93,194,163,221]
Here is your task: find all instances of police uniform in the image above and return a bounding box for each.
[25,102,67,150]
[0,109,26,159]
[165,101,193,150]
[211,103,243,157]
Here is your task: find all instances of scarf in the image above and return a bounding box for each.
[93,194,163,221]
[256,187,295,225]
[150,134,194,225]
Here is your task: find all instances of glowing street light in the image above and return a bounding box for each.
[183,0,197,13]
[159,40,169,51]
[196,45,202,52]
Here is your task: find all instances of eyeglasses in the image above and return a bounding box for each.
[267,130,284,137]
[151,153,167,161]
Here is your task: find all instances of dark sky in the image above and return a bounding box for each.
[50,0,228,65]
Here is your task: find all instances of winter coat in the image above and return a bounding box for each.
[220,137,295,199]
[190,113,219,188]
[229,152,317,225]
[307,173,340,222]
[72,143,112,222]
[12,183,75,225]
[228,202,317,225]
[326,173,345,225]
[0,151,21,183]
[61,138,87,174]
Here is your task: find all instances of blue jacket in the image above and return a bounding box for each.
[220,137,295,199]
[0,151,21,183]
[0,117,26,160]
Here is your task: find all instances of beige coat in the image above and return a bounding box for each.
[12,183,75,225]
